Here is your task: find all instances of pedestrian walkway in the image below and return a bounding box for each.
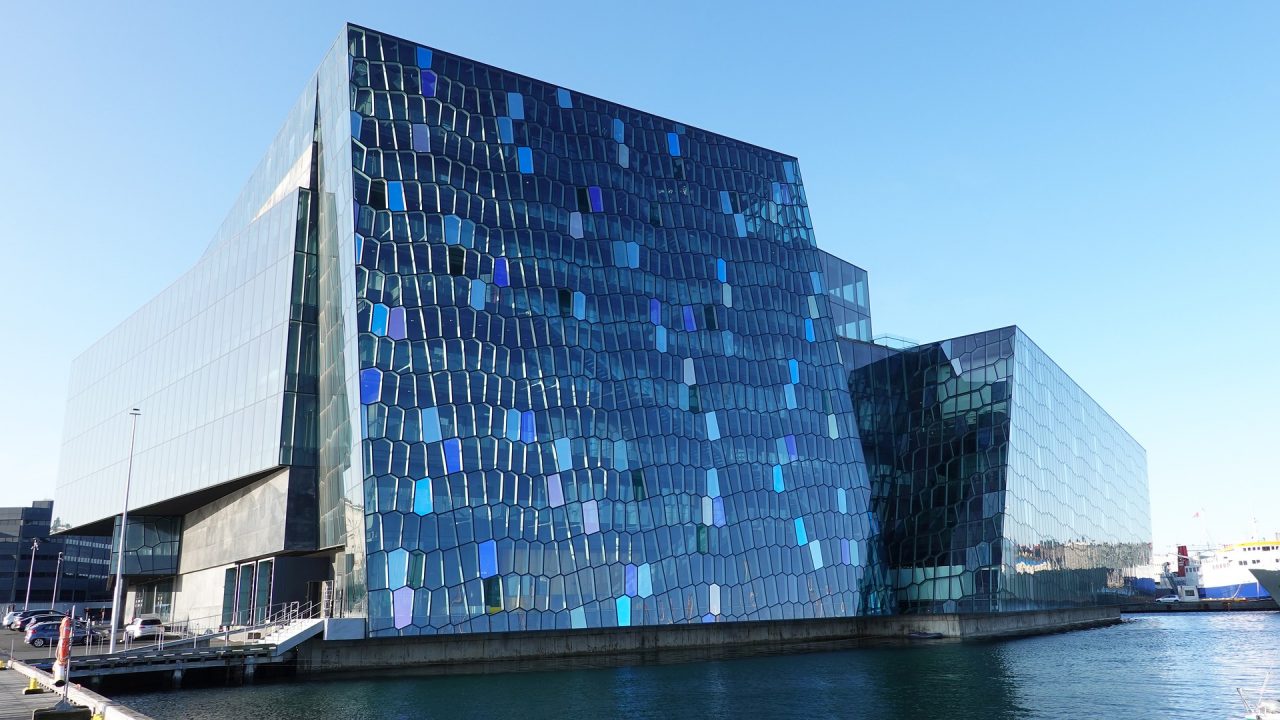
[0,660,66,720]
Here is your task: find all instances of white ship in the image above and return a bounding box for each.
[1197,540,1280,599]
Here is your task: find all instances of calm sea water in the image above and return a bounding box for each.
[123,613,1278,719]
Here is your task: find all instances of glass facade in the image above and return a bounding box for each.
[845,328,1149,612]
[343,25,887,634]
[55,21,1148,635]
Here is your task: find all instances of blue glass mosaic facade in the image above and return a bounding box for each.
[345,25,888,634]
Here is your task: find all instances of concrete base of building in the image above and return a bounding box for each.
[294,606,1119,676]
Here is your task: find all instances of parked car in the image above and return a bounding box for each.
[6,609,61,630]
[13,612,66,631]
[25,621,92,648]
[124,616,166,640]
[1156,595,1181,604]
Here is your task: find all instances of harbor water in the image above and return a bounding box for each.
[123,612,1278,719]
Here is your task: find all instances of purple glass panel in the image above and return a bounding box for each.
[625,564,638,596]
[388,307,407,340]
[444,438,462,474]
[359,368,381,404]
[649,298,661,325]
[785,434,798,461]
[712,497,726,527]
[683,306,697,331]
[494,257,509,287]
[587,186,603,212]
[547,473,564,508]
[841,539,852,565]
[421,69,437,97]
[412,124,430,152]
[393,586,414,629]
[583,500,600,534]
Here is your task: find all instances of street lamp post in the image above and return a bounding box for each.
[51,551,64,611]
[108,408,141,655]
[22,538,39,610]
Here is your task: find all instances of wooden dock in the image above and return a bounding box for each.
[0,661,67,720]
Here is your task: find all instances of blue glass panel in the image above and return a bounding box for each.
[649,298,661,325]
[773,465,785,493]
[505,409,520,441]
[412,124,430,152]
[360,368,381,404]
[612,118,625,143]
[712,497,726,527]
[784,384,797,409]
[371,303,389,336]
[666,132,681,156]
[414,478,433,515]
[587,186,603,212]
[682,306,696,331]
[809,541,824,569]
[794,518,808,546]
[734,214,747,237]
[470,279,487,310]
[810,271,824,293]
[570,607,585,629]
[702,613,715,623]
[804,319,815,342]
[706,468,719,497]
[517,147,533,174]
[719,190,732,214]
[493,257,509,287]
[572,291,585,319]
[350,111,362,138]
[421,407,442,443]
[722,331,734,355]
[655,326,667,352]
[789,359,800,384]
[479,540,497,579]
[494,117,513,145]
[616,596,631,626]
[444,438,462,474]
[705,412,720,441]
[388,181,405,211]
[421,70,437,97]
[520,411,537,443]
[569,212,583,239]
[554,437,572,471]
[507,92,524,120]
[389,548,409,588]
[416,47,433,69]
[784,160,796,182]
[556,88,572,108]
[716,258,727,283]
[638,564,652,598]
[625,564,638,596]
[627,242,640,268]
[444,215,461,245]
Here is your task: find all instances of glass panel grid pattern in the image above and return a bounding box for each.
[345,25,888,635]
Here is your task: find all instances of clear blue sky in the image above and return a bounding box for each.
[2,2,1276,552]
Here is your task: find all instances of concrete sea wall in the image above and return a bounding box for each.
[295,607,1119,676]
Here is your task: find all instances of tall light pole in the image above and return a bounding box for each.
[108,408,141,654]
[22,538,39,610]
[51,551,64,610]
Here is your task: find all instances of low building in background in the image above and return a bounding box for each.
[53,22,1149,639]
[1,501,112,610]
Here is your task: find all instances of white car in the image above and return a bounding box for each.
[124,616,166,640]
[1156,595,1181,604]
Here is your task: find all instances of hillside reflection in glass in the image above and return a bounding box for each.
[845,328,1149,613]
